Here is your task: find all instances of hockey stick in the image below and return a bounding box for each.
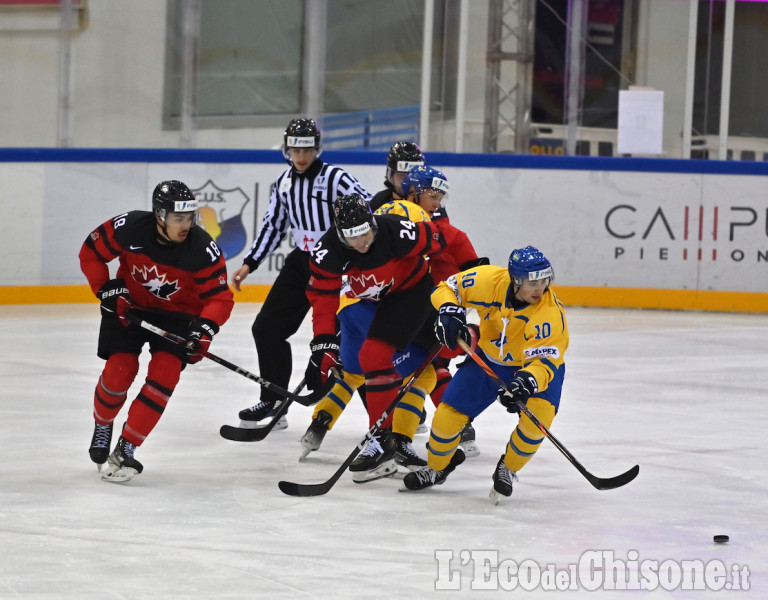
[278,343,443,497]
[457,339,639,491]
[219,379,306,442]
[130,314,333,407]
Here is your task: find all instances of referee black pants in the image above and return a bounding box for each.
[251,247,311,403]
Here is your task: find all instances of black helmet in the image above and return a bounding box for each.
[385,141,425,192]
[152,180,198,224]
[283,117,322,164]
[334,193,377,247]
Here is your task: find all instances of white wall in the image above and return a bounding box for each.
[2,155,766,296]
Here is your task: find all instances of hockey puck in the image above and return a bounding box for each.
[713,535,729,544]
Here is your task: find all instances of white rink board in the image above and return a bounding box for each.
[0,159,766,293]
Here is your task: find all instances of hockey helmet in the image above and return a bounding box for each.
[401,165,449,199]
[385,141,425,191]
[507,246,554,286]
[152,180,198,225]
[283,117,322,162]
[334,193,377,247]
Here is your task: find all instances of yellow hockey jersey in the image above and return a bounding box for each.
[431,265,569,394]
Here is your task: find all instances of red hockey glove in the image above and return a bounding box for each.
[184,318,219,363]
[497,370,538,414]
[305,333,342,390]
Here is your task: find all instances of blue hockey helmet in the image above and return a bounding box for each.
[508,246,554,286]
[401,165,449,199]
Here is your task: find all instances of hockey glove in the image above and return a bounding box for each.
[305,333,342,391]
[459,256,490,270]
[434,303,470,350]
[497,370,538,414]
[97,278,130,319]
[184,318,219,363]
[116,295,133,328]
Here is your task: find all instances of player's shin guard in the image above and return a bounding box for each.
[393,364,435,440]
[359,338,401,428]
[312,371,365,429]
[122,352,181,446]
[503,396,556,472]
[93,352,140,424]
[425,402,469,470]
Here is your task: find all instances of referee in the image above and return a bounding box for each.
[231,117,371,429]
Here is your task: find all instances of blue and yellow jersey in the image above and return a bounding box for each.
[431,265,568,394]
[374,199,431,222]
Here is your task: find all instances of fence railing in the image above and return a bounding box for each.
[322,105,420,151]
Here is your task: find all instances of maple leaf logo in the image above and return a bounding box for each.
[348,272,394,301]
[131,265,180,300]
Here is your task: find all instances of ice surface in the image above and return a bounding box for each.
[1,303,766,598]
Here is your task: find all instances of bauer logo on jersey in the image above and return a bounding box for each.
[287,136,315,148]
[192,180,251,260]
[524,346,560,360]
[131,265,180,300]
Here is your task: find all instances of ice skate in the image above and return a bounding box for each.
[239,399,287,431]
[299,410,332,461]
[415,409,428,435]
[394,433,427,472]
[349,429,397,483]
[458,422,480,458]
[489,454,519,505]
[101,436,144,483]
[88,421,113,471]
[400,448,465,491]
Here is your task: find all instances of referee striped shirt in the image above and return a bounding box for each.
[243,159,371,270]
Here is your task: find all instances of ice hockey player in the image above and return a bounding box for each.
[230,117,370,431]
[401,246,569,504]
[300,166,485,467]
[304,193,445,482]
[369,141,425,212]
[380,164,489,455]
[79,180,234,482]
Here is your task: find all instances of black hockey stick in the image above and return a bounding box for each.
[278,343,443,497]
[219,380,307,442]
[457,339,639,491]
[130,314,333,407]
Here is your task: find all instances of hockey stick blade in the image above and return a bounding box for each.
[130,314,332,407]
[219,381,306,442]
[278,344,443,497]
[457,339,639,491]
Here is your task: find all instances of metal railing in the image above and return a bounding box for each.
[322,105,420,151]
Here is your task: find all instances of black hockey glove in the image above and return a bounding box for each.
[434,303,470,350]
[497,371,538,414]
[98,279,130,319]
[305,333,342,391]
[184,318,219,364]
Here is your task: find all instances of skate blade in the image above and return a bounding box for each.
[298,446,313,462]
[459,441,481,458]
[489,487,511,505]
[239,418,288,431]
[101,464,138,483]
[351,461,398,484]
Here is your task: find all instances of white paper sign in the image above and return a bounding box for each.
[618,89,664,155]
